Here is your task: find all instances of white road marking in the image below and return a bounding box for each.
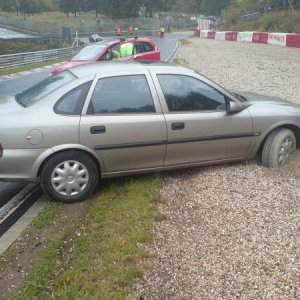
[0,184,39,222]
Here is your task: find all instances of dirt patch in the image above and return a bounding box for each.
[0,199,91,299]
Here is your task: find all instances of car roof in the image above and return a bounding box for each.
[92,37,155,46]
[90,40,119,47]
[69,60,190,78]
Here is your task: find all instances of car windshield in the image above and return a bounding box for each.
[72,44,106,61]
[16,71,76,107]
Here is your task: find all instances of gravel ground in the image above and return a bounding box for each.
[130,38,300,299]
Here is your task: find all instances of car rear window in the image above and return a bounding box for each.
[72,44,107,61]
[54,81,92,115]
[16,71,76,107]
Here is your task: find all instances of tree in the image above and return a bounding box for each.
[59,0,73,17]
[70,0,81,17]
[0,0,18,12]
[200,0,230,15]
[39,0,58,11]
[19,0,40,17]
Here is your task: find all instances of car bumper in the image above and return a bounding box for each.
[0,148,51,181]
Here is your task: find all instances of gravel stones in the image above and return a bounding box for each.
[130,38,300,299]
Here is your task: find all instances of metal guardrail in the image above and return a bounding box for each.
[0,47,79,70]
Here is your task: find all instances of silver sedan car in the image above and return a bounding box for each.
[0,61,299,202]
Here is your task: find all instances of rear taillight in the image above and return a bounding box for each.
[0,143,3,157]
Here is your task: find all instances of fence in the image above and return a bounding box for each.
[0,47,79,69]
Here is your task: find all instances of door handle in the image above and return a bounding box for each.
[171,122,185,130]
[90,126,106,134]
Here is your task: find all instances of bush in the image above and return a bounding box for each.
[224,8,239,25]
[224,11,300,34]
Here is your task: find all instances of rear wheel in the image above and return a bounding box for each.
[40,151,99,203]
[262,128,296,168]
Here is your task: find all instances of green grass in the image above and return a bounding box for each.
[0,57,70,77]
[0,202,60,272]
[9,175,165,300]
[31,202,60,229]
[0,11,105,26]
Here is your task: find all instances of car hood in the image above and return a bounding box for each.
[0,96,23,114]
[237,91,300,108]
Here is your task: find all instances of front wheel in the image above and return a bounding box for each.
[261,128,296,168]
[40,151,99,203]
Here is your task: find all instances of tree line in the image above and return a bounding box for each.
[0,0,230,17]
[0,0,298,18]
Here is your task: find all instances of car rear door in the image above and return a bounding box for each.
[151,71,254,166]
[134,41,160,60]
[79,71,167,174]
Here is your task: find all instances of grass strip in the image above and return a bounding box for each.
[0,202,59,271]
[10,175,164,300]
[0,57,71,77]
[31,202,60,229]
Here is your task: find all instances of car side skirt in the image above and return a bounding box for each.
[101,157,245,178]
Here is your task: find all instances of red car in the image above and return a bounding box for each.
[50,37,160,75]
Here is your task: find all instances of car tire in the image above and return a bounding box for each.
[40,151,99,203]
[261,128,296,168]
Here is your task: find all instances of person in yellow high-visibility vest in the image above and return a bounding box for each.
[160,26,165,38]
[119,38,134,57]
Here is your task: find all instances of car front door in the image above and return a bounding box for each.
[153,73,254,166]
[79,72,167,174]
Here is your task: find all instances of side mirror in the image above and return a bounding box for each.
[227,101,244,114]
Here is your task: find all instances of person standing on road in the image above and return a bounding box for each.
[128,25,134,35]
[116,26,122,36]
[119,38,134,57]
[160,26,165,38]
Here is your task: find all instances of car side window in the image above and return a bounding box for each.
[134,43,144,54]
[157,74,226,112]
[87,75,156,114]
[54,81,92,115]
[99,49,112,61]
[142,42,154,52]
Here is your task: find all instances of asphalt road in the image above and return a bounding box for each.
[0,28,34,39]
[0,31,193,208]
[0,182,27,209]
